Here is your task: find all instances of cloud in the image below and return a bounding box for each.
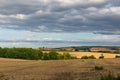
[0,0,120,35]
[0,38,119,48]
[0,34,119,43]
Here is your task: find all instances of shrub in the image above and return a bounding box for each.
[115,55,120,58]
[94,66,104,70]
[81,55,96,59]
[99,54,104,59]
[88,55,96,59]
[81,56,89,59]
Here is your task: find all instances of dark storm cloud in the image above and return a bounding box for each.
[0,0,120,34]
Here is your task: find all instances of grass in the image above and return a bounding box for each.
[0,72,119,80]
[100,72,120,80]
[0,74,9,80]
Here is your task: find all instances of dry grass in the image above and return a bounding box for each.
[0,58,120,80]
[57,51,120,58]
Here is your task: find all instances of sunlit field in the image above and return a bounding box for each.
[44,51,120,59]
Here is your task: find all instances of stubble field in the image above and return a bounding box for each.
[0,58,120,80]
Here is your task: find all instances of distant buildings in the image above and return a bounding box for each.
[39,46,120,53]
[90,47,110,52]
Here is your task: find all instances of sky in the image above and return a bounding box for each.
[0,0,120,48]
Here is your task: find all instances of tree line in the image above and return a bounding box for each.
[0,48,77,60]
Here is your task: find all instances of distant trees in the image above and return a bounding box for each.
[63,53,77,59]
[0,48,76,60]
[0,48,43,60]
[42,53,50,60]
[42,51,77,60]
[81,55,96,59]
[49,51,59,60]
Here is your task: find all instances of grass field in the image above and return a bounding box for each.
[0,58,120,80]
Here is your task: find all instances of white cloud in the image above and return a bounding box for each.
[10,14,27,20]
[0,14,27,20]
[93,35,120,42]
[53,0,107,6]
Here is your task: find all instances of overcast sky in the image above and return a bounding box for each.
[0,0,120,48]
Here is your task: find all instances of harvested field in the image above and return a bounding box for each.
[0,58,120,80]
[43,51,120,58]
[58,51,120,58]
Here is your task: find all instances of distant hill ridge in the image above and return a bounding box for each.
[52,46,120,53]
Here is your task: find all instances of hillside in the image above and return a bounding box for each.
[53,46,120,53]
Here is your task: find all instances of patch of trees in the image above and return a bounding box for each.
[42,51,77,60]
[72,46,91,52]
[0,48,77,60]
[59,46,120,53]
[81,55,96,59]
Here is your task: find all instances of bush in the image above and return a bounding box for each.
[99,54,104,59]
[88,55,96,59]
[81,56,89,59]
[81,55,96,59]
[115,55,120,58]
[94,66,104,70]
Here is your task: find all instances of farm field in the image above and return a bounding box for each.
[0,58,120,80]
[45,51,120,59]
[64,52,120,58]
